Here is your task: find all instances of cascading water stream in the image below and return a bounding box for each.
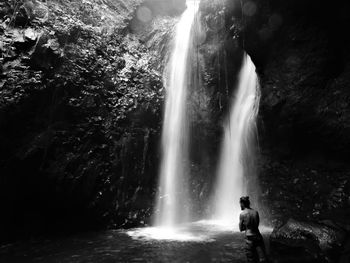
[132,54,266,241]
[211,54,260,227]
[154,0,200,227]
[130,21,267,243]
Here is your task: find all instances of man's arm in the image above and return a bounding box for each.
[239,213,246,232]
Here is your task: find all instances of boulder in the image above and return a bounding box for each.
[270,218,348,263]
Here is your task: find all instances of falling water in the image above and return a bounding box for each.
[154,0,200,227]
[211,54,260,227]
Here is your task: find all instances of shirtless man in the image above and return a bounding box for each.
[239,196,267,263]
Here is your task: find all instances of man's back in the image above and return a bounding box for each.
[239,197,268,262]
[239,208,260,236]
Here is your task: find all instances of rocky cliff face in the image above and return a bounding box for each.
[250,0,350,225]
[197,0,350,261]
[199,0,350,225]
[0,0,185,243]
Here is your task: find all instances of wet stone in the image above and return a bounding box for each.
[270,218,348,263]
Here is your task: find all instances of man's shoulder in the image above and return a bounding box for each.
[241,208,259,215]
[247,209,259,218]
[243,208,258,216]
[239,211,246,218]
[240,209,251,217]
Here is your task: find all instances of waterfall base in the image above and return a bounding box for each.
[127,221,273,242]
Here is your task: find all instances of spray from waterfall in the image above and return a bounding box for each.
[154,0,200,227]
[211,54,260,227]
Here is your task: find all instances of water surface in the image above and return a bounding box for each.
[0,222,271,262]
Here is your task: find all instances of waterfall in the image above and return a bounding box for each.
[154,0,200,227]
[211,54,260,227]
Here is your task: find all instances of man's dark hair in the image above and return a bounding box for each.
[240,196,250,207]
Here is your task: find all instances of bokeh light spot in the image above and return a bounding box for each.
[269,14,283,30]
[243,1,257,17]
[259,27,272,41]
[136,6,153,23]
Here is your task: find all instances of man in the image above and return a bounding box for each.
[239,196,267,263]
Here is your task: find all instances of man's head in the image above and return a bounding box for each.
[239,196,250,210]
